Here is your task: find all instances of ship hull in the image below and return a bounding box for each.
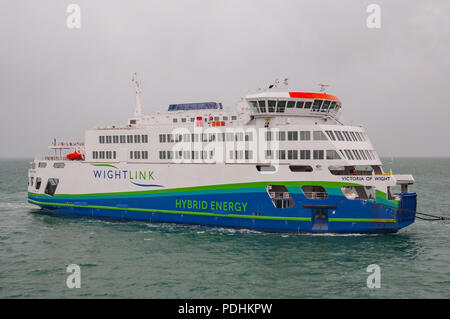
[28,182,415,233]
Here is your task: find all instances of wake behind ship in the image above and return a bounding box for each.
[27,75,417,233]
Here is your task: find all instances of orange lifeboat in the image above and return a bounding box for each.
[66,151,83,160]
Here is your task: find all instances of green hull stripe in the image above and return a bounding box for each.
[27,199,311,222]
[28,199,396,223]
[328,218,396,223]
[91,164,118,169]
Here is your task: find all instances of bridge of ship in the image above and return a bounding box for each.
[245,92,342,116]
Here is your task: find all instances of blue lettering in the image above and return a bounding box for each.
[93,170,102,178]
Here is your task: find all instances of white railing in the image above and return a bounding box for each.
[49,141,85,148]
[303,192,329,199]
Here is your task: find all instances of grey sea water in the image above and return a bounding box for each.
[0,158,449,298]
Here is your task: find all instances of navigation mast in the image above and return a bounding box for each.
[132,72,143,117]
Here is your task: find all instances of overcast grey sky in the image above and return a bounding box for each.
[1,0,449,158]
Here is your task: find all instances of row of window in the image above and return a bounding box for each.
[264,149,340,160]
[130,151,149,160]
[97,130,366,146]
[325,130,366,142]
[92,148,376,161]
[249,99,341,114]
[159,132,254,143]
[99,135,149,144]
[92,151,117,159]
[158,130,329,143]
[173,116,237,123]
[33,162,65,169]
[339,149,377,161]
[265,130,327,141]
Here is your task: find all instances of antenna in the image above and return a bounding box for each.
[318,83,329,93]
[132,72,143,117]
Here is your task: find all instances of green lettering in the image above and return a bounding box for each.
[228,202,234,211]
[242,202,247,212]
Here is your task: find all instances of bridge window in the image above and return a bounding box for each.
[127,135,133,143]
[296,101,304,108]
[312,100,323,112]
[302,185,328,199]
[258,101,266,112]
[287,101,296,108]
[249,101,258,112]
[304,102,312,109]
[44,178,59,196]
[134,135,141,143]
[38,162,47,168]
[266,185,295,209]
[268,100,276,112]
[328,101,336,112]
[142,135,148,143]
[99,136,105,144]
[106,136,112,144]
[277,100,286,112]
[120,135,126,143]
[53,162,65,168]
[113,136,119,144]
[321,100,331,112]
[289,165,313,172]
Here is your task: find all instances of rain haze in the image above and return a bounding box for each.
[1,0,449,158]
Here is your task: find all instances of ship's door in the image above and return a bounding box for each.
[303,205,336,231]
[312,208,328,231]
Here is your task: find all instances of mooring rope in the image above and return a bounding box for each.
[414,212,449,221]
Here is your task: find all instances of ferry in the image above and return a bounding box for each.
[27,75,417,233]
